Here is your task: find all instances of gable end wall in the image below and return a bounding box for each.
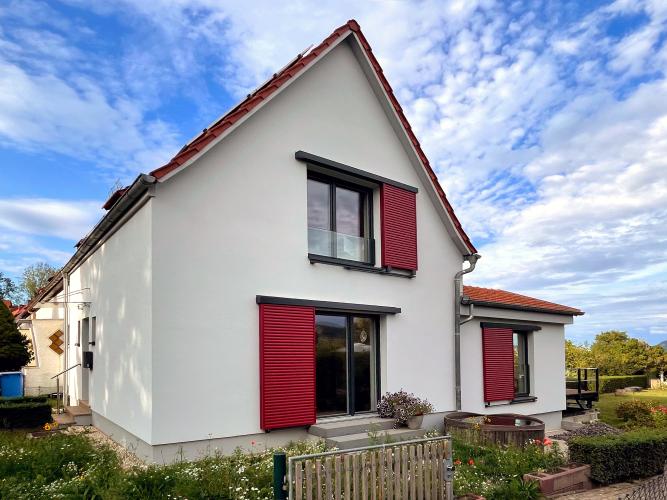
[150,40,463,444]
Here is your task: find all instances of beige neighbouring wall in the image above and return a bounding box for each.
[21,307,65,395]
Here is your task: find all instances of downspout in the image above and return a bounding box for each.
[61,271,69,409]
[455,253,481,411]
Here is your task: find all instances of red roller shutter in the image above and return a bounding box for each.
[380,184,418,271]
[259,304,316,430]
[482,327,515,402]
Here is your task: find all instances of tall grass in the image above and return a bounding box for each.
[0,430,565,499]
[0,431,325,499]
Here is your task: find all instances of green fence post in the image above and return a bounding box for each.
[273,452,287,500]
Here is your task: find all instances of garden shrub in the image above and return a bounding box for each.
[0,400,52,428]
[616,399,655,427]
[453,438,565,497]
[487,477,541,500]
[0,396,48,404]
[569,429,667,484]
[598,375,648,393]
[651,405,667,428]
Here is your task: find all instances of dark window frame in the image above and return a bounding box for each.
[307,171,375,266]
[513,330,530,397]
[90,316,96,346]
[315,311,381,417]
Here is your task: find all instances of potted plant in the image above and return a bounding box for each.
[378,390,433,428]
[404,399,434,429]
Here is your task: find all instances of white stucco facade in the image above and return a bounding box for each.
[460,305,571,429]
[148,39,464,446]
[66,200,153,443]
[51,34,578,459]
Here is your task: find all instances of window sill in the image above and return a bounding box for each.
[511,396,537,404]
[308,254,415,279]
[485,396,538,407]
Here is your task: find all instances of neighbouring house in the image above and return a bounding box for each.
[10,286,66,396]
[31,20,582,461]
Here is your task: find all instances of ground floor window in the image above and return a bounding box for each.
[315,313,379,417]
[513,331,530,397]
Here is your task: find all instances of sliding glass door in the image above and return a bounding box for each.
[316,313,378,417]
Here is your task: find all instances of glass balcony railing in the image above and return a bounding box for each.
[308,227,373,263]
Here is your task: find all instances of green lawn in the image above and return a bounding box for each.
[596,389,667,427]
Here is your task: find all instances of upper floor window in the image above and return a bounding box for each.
[307,174,373,264]
[513,331,530,397]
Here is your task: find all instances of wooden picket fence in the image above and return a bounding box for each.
[287,436,453,500]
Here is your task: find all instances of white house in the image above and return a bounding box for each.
[34,20,582,461]
[5,296,65,397]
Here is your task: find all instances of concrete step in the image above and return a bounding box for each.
[310,416,395,438]
[53,413,75,426]
[325,428,426,450]
[65,404,92,426]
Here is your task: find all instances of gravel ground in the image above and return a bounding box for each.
[551,422,622,442]
[65,425,147,469]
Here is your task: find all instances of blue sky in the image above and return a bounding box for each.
[0,0,666,344]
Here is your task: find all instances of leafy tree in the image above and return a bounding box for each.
[565,340,592,373]
[590,331,653,376]
[20,262,58,300]
[646,344,667,375]
[0,300,32,371]
[566,331,667,377]
[0,271,20,304]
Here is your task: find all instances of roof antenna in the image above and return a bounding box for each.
[108,179,123,197]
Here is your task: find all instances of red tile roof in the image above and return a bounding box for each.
[149,20,476,254]
[102,187,129,210]
[2,300,27,318]
[12,306,26,318]
[463,285,584,316]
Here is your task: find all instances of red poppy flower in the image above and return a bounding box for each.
[468,458,475,466]
[543,438,552,446]
[454,459,461,465]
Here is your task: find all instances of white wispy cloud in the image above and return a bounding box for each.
[0,0,665,341]
[0,1,182,181]
[0,198,101,240]
[0,198,101,276]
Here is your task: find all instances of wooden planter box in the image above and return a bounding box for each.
[524,463,592,497]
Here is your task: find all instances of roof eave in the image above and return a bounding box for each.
[463,299,584,317]
[37,174,156,302]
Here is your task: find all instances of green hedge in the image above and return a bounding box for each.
[598,375,648,393]
[0,401,52,429]
[0,396,48,404]
[569,429,667,484]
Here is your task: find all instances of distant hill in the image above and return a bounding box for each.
[659,340,667,350]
